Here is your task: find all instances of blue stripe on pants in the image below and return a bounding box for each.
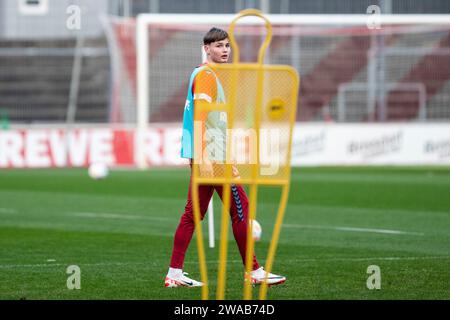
[231,185,244,221]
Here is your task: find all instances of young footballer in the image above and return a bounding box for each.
[165,27,285,288]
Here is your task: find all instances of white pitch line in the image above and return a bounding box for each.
[1,256,449,269]
[0,208,17,214]
[0,261,149,269]
[185,255,450,264]
[70,212,173,222]
[283,224,425,236]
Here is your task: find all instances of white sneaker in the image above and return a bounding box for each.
[247,267,286,286]
[164,272,204,288]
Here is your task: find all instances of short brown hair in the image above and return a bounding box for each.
[203,27,228,45]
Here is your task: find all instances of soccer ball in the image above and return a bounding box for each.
[251,219,262,241]
[88,162,109,180]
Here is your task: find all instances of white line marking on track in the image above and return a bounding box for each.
[283,224,424,236]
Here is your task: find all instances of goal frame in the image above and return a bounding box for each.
[135,13,450,169]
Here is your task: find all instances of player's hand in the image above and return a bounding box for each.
[199,161,214,177]
[232,164,241,179]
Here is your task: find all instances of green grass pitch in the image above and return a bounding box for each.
[0,166,449,300]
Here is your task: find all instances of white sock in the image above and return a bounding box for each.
[168,267,183,278]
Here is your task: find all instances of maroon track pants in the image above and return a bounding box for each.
[169,167,260,271]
